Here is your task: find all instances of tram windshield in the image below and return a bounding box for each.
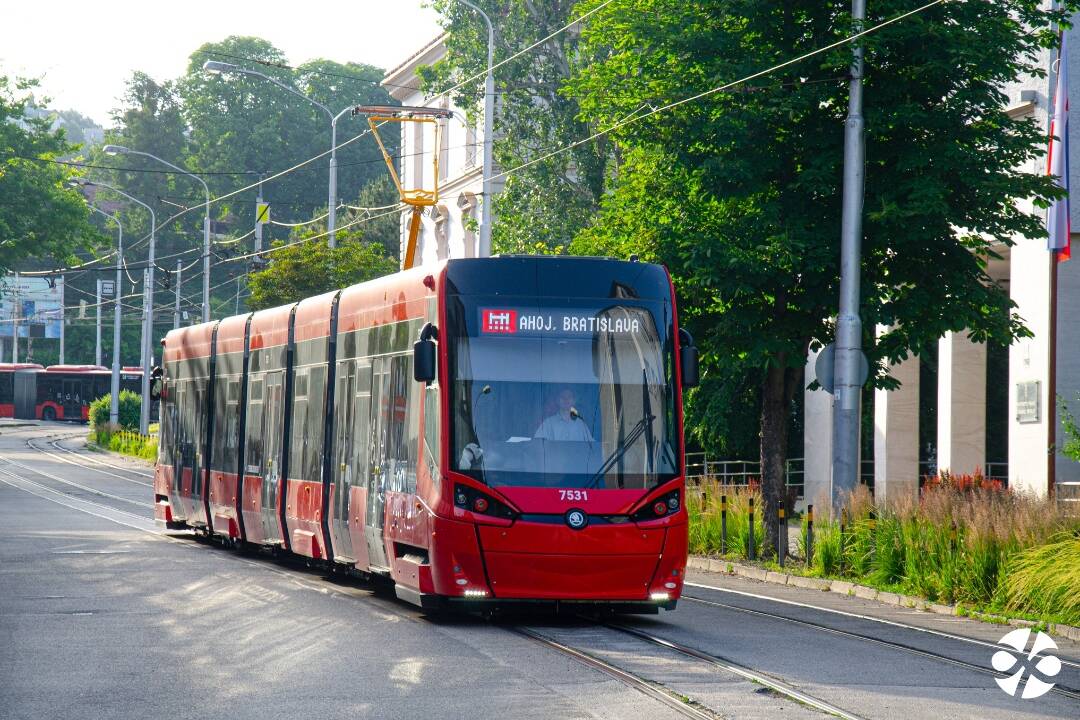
[448,297,679,489]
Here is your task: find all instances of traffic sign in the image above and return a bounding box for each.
[101,280,115,297]
[814,342,869,394]
[256,202,270,227]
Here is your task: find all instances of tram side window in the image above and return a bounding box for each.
[291,369,309,481]
[387,355,418,494]
[245,376,264,474]
[350,363,372,493]
[306,366,326,482]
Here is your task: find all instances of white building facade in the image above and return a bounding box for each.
[382,35,502,266]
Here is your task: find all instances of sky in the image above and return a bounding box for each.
[0,1,444,126]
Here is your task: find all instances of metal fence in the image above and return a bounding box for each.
[686,453,1008,499]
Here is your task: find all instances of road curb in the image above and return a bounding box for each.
[687,555,1080,642]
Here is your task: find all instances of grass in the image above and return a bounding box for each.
[689,471,1080,627]
[89,426,157,462]
[1001,533,1080,627]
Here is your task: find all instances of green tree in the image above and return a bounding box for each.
[0,75,104,274]
[422,1,610,254]
[178,37,395,225]
[247,231,397,310]
[571,0,1071,551]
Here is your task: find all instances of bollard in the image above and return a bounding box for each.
[867,507,877,564]
[839,507,848,574]
[805,504,814,567]
[748,496,756,560]
[778,506,786,567]
[720,494,728,555]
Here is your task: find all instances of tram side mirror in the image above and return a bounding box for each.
[149,366,164,401]
[679,328,699,388]
[414,322,439,384]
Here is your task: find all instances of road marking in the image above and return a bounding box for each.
[22,438,154,487]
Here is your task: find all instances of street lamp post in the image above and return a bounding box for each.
[85,204,123,426]
[102,145,211,323]
[202,61,354,248]
[74,179,157,434]
[455,0,496,257]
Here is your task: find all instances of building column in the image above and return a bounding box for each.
[937,331,986,475]
[873,329,919,507]
[802,346,833,512]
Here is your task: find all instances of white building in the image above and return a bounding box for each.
[382,35,502,265]
[805,19,1080,506]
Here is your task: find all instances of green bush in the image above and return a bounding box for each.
[89,390,141,431]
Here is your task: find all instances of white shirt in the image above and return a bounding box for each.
[534,413,594,442]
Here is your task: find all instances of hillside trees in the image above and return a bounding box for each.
[571,0,1072,551]
[0,75,105,274]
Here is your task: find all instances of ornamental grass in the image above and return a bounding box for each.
[690,469,1080,617]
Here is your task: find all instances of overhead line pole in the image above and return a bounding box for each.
[831,0,868,510]
[456,0,496,257]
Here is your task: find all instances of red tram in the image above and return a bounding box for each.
[154,256,698,612]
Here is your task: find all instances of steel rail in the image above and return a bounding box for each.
[511,626,714,720]
[43,437,155,481]
[683,594,1080,702]
[685,581,1080,672]
[3,453,148,508]
[598,621,868,720]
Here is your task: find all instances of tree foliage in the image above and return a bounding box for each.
[569,0,1073,549]
[422,1,610,254]
[246,231,397,310]
[0,75,104,274]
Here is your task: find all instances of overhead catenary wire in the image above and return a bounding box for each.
[487,0,949,185]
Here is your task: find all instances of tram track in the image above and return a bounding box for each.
[685,581,1080,672]
[21,435,154,488]
[682,592,1080,703]
[585,620,867,720]
[48,436,155,479]
[1,452,150,511]
[511,625,718,720]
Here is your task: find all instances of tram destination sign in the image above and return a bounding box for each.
[480,307,647,337]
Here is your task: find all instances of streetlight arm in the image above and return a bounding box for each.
[231,67,332,120]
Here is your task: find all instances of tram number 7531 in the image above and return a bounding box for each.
[559,489,589,502]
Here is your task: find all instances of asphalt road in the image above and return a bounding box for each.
[2,420,1078,720]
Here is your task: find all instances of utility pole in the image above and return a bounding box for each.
[174,261,182,330]
[11,272,18,364]
[110,221,123,426]
[96,279,103,366]
[831,0,868,510]
[58,277,65,364]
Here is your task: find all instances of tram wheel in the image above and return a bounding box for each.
[41,406,57,421]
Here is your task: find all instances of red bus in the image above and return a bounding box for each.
[9,364,144,421]
[0,363,44,417]
[154,257,698,612]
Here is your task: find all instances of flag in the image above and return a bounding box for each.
[1048,33,1071,262]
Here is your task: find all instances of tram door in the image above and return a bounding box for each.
[330,360,356,560]
[260,371,285,543]
[366,357,391,569]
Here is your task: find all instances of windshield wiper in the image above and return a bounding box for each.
[586,412,655,489]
